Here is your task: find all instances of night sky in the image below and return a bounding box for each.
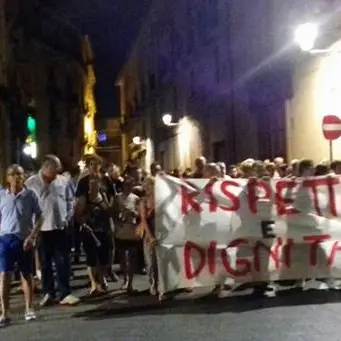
[48,0,151,118]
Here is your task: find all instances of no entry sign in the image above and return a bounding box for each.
[322,115,341,141]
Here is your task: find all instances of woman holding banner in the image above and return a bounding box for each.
[139,177,159,298]
[115,177,141,294]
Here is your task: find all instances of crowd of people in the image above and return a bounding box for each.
[0,152,340,328]
[168,156,341,180]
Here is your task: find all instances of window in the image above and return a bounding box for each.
[47,65,54,84]
[195,0,219,45]
[158,55,169,79]
[190,70,195,97]
[173,86,178,111]
[141,80,147,103]
[208,0,219,25]
[170,21,175,63]
[149,73,156,91]
[214,46,220,83]
[186,1,194,54]
[213,141,225,163]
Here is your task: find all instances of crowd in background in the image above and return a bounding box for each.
[167,156,341,180]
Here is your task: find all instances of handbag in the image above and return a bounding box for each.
[115,192,142,241]
[115,222,141,241]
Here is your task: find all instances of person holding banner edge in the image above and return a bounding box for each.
[0,164,43,327]
[139,177,159,297]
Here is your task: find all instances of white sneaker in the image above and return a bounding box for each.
[40,294,54,307]
[327,279,341,289]
[25,310,36,321]
[59,294,80,305]
[304,279,328,291]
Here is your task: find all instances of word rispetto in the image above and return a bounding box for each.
[181,177,339,217]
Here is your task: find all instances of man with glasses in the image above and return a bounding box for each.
[0,164,43,327]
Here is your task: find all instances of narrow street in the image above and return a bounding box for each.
[4,262,341,341]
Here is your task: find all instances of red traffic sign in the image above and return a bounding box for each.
[322,115,341,141]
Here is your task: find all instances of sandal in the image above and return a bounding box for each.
[150,286,157,296]
[89,288,104,297]
[107,271,120,283]
[158,294,167,302]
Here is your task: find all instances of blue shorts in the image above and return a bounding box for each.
[0,234,33,275]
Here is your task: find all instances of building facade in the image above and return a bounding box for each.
[83,36,97,156]
[117,0,339,170]
[0,0,94,172]
[0,0,12,180]
[116,0,294,172]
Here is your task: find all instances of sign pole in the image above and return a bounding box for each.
[322,115,341,162]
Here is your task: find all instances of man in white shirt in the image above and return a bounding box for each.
[216,162,231,179]
[25,155,79,306]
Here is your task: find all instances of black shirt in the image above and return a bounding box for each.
[85,197,111,234]
[108,177,124,196]
[75,174,115,201]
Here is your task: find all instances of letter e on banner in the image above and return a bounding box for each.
[261,220,276,239]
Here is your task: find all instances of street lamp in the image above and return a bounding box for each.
[23,141,37,159]
[162,113,177,126]
[295,23,319,52]
[132,136,141,144]
[77,160,86,171]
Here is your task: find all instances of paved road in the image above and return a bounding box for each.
[4,264,341,341]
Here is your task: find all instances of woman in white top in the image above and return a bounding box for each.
[115,177,140,294]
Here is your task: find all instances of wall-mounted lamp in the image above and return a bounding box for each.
[162,113,178,126]
[294,23,341,55]
[132,136,142,144]
[295,23,319,52]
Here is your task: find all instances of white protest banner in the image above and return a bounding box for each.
[155,174,341,294]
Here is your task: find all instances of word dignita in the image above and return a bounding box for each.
[184,235,341,279]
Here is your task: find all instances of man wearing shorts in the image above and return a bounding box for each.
[0,164,43,327]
